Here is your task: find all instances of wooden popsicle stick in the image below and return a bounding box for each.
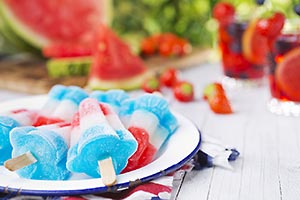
[4,151,37,171]
[98,157,117,186]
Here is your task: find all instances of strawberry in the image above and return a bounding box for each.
[160,68,178,87]
[142,77,160,93]
[208,93,233,114]
[256,12,285,39]
[212,2,235,27]
[140,37,157,56]
[173,81,194,102]
[203,82,224,100]
[140,33,191,57]
[203,82,233,114]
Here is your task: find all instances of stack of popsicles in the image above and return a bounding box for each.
[0,85,179,185]
[0,85,88,166]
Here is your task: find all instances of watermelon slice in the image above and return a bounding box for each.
[87,24,151,91]
[0,0,112,49]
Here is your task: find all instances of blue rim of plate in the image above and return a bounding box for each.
[0,96,202,197]
[1,130,201,197]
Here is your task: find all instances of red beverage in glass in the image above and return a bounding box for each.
[268,33,300,101]
[218,21,265,80]
[267,31,300,117]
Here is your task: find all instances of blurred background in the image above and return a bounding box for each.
[0,0,297,56]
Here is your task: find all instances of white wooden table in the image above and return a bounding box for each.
[0,63,299,200]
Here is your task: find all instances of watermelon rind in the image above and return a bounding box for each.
[0,11,40,54]
[0,0,113,50]
[46,57,92,78]
[0,0,50,48]
[87,70,153,91]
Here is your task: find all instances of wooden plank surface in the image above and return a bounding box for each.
[0,48,213,94]
[174,63,300,200]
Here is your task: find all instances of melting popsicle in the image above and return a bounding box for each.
[33,85,88,126]
[5,122,71,180]
[89,89,129,114]
[67,98,137,185]
[0,116,20,165]
[120,93,179,173]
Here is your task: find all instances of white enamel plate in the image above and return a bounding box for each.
[0,95,201,196]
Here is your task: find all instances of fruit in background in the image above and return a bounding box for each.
[203,83,232,114]
[275,48,300,102]
[256,12,285,39]
[46,57,91,78]
[43,42,94,78]
[142,77,161,93]
[140,33,192,57]
[42,43,94,59]
[242,12,285,65]
[256,0,265,5]
[0,14,39,54]
[242,19,269,65]
[212,2,235,27]
[0,0,112,77]
[160,68,178,87]
[294,4,300,15]
[0,0,112,49]
[173,81,194,102]
[87,24,150,91]
[203,82,224,100]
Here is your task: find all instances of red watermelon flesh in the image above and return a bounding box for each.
[89,24,147,80]
[5,0,105,44]
[42,42,93,58]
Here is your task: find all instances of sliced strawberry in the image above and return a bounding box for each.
[173,81,194,102]
[203,82,224,100]
[142,77,161,93]
[256,12,285,39]
[208,93,233,114]
[203,82,233,114]
[160,68,178,87]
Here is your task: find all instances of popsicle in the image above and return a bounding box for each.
[0,116,20,165]
[4,122,71,180]
[33,85,88,126]
[0,85,68,165]
[67,98,137,185]
[119,93,179,172]
[70,89,129,146]
[89,89,129,114]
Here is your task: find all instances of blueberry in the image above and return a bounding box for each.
[294,4,300,16]
[226,22,247,38]
[255,0,265,5]
[275,35,295,54]
[229,42,242,53]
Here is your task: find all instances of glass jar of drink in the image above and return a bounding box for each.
[213,2,284,88]
[267,20,300,116]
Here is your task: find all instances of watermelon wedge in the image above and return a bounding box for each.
[87,24,151,91]
[0,0,112,49]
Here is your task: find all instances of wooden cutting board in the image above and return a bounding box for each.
[0,48,213,94]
